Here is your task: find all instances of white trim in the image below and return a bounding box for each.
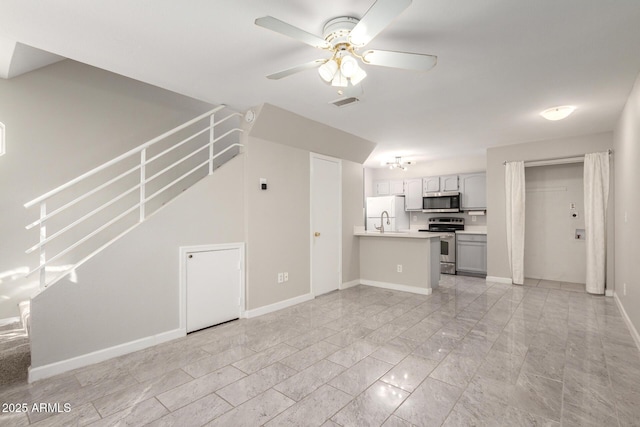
[310,153,342,297]
[613,292,640,351]
[28,328,184,383]
[179,243,246,332]
[340,279,360,290]
[486,276,514,284]
[244,292,314,318]
[360,279,432,295]
[0,316,20,327]
[0,121,5,156]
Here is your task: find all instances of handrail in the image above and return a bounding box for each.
[24,106,244,288]
[24,106,230,208]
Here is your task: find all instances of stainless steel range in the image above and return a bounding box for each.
[419,217,465,275]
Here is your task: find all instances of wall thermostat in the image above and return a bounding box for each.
[260,178,267,190]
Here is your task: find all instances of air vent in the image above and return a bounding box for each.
[330,97,359,107]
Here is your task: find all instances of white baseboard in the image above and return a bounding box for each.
[613,292,640,352]
[244,293,314,318]
[340,280,360,290]
[28,328,185,383]
[486,276,513,284]
[360,279,432,295]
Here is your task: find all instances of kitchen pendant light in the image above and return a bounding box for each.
[386,156,411,170]
[540,105,576,121]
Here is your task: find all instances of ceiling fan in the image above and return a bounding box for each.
[255,0,437,88]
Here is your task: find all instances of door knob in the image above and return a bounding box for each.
[314,232,321,237]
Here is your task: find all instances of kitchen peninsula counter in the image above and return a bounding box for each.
[355,231,441,295]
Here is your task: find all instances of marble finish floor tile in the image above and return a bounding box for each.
[206,389,294,427]
[332,381,408,427]
[394,377,463,426]
[266,385,352,426]
[328,356,393,396]
[5,279,640,427]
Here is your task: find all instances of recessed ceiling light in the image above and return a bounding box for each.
[540,105,576,121]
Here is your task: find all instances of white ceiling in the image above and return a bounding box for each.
[2,0,640,167]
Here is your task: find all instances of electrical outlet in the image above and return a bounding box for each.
[472,215,477,222]
[284,272,289,282]
[277,273,284,283]
[397,264,403,273]
[624,283,627,296]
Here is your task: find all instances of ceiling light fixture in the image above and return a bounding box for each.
[540,105,576,121]
[387,156,412,171]
[319,49,367,87]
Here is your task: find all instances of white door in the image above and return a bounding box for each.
[311,154,341,296]
[186,248,241,333]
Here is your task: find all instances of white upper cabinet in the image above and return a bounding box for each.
[373,179,404,196]
[404,178,423,210]
[422,176,440,194]
[373,180,390,196]
[440,175,459,192]
[389,180,405,195]
[459,172,486,209]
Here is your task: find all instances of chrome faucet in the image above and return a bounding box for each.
[375,210,391,233]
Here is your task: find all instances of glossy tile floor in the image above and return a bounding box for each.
[1,275,640,426]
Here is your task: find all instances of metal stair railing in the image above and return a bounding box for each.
[24,105,244,289]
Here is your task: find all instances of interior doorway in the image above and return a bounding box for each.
[310,153,342,296]
[524,163,586,284]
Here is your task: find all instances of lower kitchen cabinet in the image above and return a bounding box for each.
[456,233,487,276]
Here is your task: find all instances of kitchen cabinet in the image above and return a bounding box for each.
[440,175,459,192]
[459,172,486,210]
[423,175,458,195]
[373,179,404,196]
[423,176,440,194]
[404,178,423,210]
[456,233,487,276]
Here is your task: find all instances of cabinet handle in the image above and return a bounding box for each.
[314,232,321,237]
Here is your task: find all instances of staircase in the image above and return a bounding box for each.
[23,105,244,290]
[0,304,30,386]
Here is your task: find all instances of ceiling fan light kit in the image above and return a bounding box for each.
[255,0,437,95]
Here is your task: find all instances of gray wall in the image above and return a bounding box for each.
[613,71,640,334]
[31,156,245,366]
[486,133,614,285]
[0,60,212,318]
[243,104,373,310]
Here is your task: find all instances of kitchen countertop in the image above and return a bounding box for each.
[456,230,487,235]
[354,231,444,239]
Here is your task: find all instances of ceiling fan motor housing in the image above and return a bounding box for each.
[323,17,359,47]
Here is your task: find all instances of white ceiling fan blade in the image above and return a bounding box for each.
[266,59,326,80]
[349,0,412,47]
[255,16,330,49]
[362,50,437,71]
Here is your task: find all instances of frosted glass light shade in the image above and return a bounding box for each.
[331,70,348,87]
[340,55,358,77]
[540,105,576,121]
[350,66,367,85]
[318,60,338,82]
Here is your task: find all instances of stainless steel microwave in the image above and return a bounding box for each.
[422,192,461,213]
